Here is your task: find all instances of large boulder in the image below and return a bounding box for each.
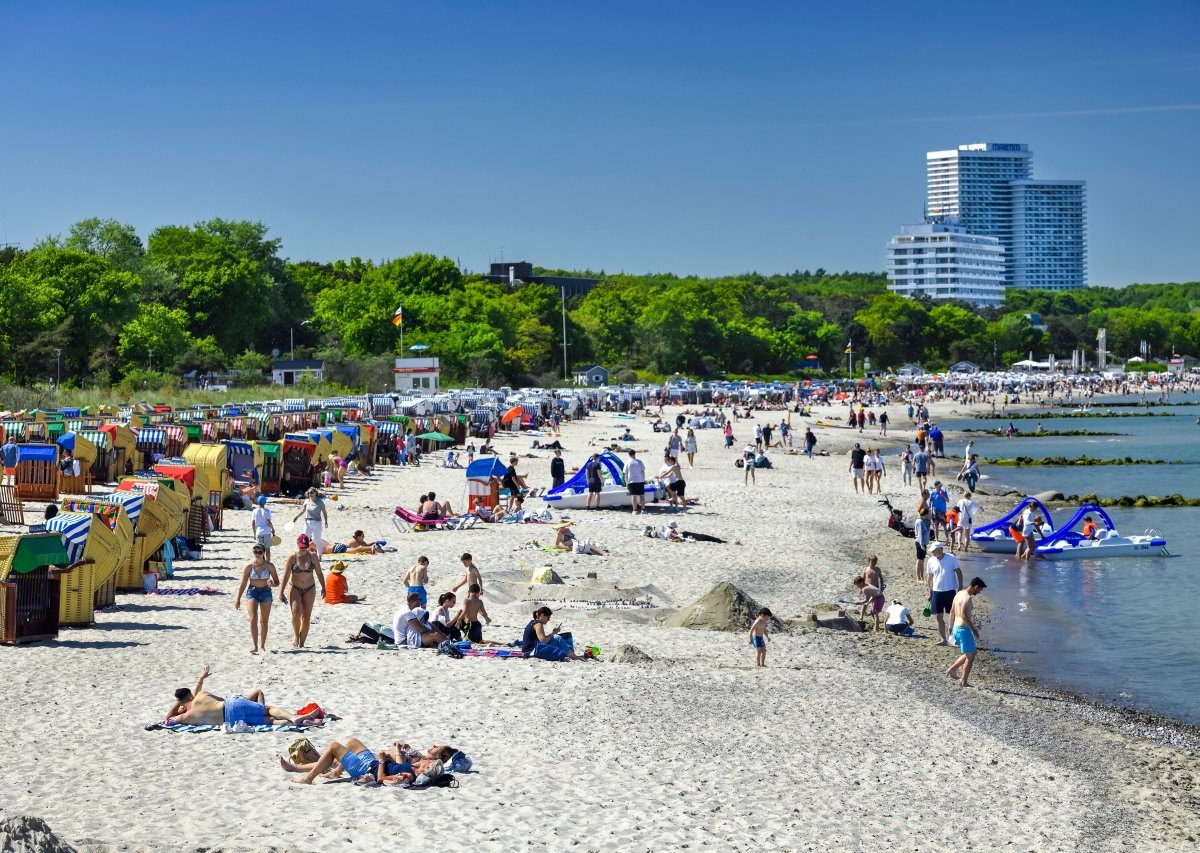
[0,816,77,853]
[664,582,780,632]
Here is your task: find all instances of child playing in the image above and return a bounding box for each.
[404,556,430,607]
[451,553,484,597]
[749,608,772,667]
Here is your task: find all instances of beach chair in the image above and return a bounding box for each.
[60,497,135,610]
[0,485,24,525]
[393,506,455,534]
[0,533,76,644]
[44,512,123,627]
[256,441,282,495]
[14,444,60,503]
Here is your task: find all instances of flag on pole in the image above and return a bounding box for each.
[392,306,403,327]
[844,340,853,353]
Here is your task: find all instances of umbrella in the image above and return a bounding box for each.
[416,431,454,442]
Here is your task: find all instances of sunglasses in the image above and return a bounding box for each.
[252,548,265,554]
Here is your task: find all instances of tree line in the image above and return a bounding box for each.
[1,217,1196,390]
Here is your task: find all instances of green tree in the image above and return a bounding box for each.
[116,304,190,372]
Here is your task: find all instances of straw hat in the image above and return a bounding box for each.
[329,561,347,574]
[552,520,574,530]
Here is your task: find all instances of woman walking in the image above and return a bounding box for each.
[235,544,279,654]
[280,534,325,649]
[684,428,698,467]
[291,487,328,555]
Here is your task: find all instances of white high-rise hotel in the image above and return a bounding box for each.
[888,143,1086,306]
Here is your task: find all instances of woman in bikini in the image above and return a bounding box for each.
[235,544,280,655]
[279,534,325,649]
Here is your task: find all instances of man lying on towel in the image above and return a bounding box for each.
[165,665,324,727]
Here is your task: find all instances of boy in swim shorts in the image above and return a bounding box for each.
[748,608,772,668]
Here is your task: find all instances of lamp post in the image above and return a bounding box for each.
[54,348,61,389]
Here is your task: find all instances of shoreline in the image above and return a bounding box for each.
[832,401,1200,737]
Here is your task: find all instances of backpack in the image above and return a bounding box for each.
[437,639,464,658]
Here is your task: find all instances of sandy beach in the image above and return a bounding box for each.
[1,401,1198,852]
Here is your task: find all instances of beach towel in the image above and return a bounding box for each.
[460,647,526,659]
[144,721,323,733]
[145,587,220,596]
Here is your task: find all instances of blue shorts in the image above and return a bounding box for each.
[751,635,766,649]
[223,696,267,726]
[246,586,272,604]
[407,585,427,607]
[332,543,348,554]
[953,625,976,654]
[340,748,378,779]
[930,589,956,615]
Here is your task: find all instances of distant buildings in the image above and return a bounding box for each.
[572,365,610,387]
[888,142,1087,305]
[483,261,600,299]
[394,356,441,393]
[886,222,1006,307]
[271,359,324,387]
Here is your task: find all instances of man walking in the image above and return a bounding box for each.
[849,442,866,493]
[913,445,931,492]
[925,542,962,646]
[0,436,17,485]
[625,448,646,514]
[946,577,987,687]
[584,452,604,510]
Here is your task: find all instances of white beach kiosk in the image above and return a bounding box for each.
[394,356,440,392]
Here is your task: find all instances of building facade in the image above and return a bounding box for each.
[918,142,1085,291]
[886,223,1006,307]
[1008,180,1087,291]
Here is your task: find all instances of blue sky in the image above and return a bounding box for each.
[2,0,1197,284]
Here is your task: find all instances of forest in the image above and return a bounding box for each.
[1,217,1197,392]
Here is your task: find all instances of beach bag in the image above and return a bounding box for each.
[446,751,473,774]
[289,737,320,765]
[437,639,464,658]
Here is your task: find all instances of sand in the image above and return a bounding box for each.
[1,400,1198,851]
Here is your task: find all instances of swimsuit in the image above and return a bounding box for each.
[466,619,483,643]
[408,585,428,606]
[952,624,976,654]
[751,634,766,649]
[290,555,317,598]
[339,748,379,780]
[223,696,268,726]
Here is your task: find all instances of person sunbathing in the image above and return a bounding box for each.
[323,530,385,555]
[420,492,453,520]
[553,522,609,555]
[280,737,420,785]
[165,665,323,727]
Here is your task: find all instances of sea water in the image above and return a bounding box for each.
[957,507,1200,725]
[937,404,1200,725]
